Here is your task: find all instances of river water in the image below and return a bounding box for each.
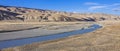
[0,24,102,49]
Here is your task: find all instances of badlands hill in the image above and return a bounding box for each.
[0,5,120,22]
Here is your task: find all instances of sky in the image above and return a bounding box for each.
[0,0,120,15]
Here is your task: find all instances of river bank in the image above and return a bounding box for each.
[1,22,120,51]
[0,22,93,41]
[0,24,101,49]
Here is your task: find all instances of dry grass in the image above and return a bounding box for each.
[1,22,120,51]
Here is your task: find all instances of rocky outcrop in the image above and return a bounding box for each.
[0,5,120,22]
[0,10,23,21]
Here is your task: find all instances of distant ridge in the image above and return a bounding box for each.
[0,5,120,22]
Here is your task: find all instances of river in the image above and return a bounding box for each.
[0,24,102,49]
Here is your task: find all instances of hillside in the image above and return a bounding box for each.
[0,5,120,22]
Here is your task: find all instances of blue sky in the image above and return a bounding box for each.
[0,0,120,15]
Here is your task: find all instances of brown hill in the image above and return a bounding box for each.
[0,5,120,22]
[0,10,23,21]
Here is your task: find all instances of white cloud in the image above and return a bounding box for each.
[84,2,99,5]
[112,3,120,6]
[112,8,120,11]
[84,2,107,10]
[89,6,107,10]
[84,2,120,10]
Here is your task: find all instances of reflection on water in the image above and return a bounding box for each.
[0,24,102,49]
